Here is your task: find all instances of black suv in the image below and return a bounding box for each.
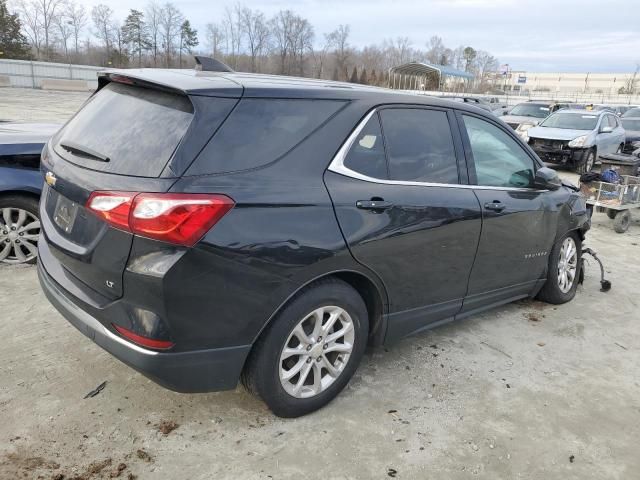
[38,68,590,417]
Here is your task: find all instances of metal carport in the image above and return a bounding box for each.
[388,62,474,91]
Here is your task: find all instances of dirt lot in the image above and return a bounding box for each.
[1,88,640,479]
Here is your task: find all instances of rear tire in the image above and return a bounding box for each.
[0,195,41,265]
[537,232,581,304]
[242,278,368,418]
[613,210,631,233]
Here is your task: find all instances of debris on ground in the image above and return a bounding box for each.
[387,467,398,477]
[109,462,127,478]
[86,458,112,475]
[83,381,107,399]
[569,455,575,463]
[157,420,179,435]
[537,342,546,347]
[135,450,152,463]
[525,312,542,322]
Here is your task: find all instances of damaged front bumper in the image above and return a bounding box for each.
[531,144,587,166]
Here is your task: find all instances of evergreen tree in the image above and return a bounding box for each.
[0,0,30,60]
[370,70,378,86]
[178,20,198,68]
[122,9,150,67]
[349,66,358,83]
[359,67,368,84]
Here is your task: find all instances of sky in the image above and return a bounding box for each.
[88,0,640,73]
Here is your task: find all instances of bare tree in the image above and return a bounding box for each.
[238,6,269,72]
[144,1,162,66]
[288,14,313,76]
[91,4,114,65]
[15,0,43,57]
[269,9,293,75]
[54,9,72,59]
[326,24,350,80]
[65,0,86,56]
[425,35,446,64]
[159,2,183,67]
[205,22,225,59]
[221,5,240,68]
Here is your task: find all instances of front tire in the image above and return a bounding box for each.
[576,149,595,174]
[242,278,368,417]
[537,232,581,304]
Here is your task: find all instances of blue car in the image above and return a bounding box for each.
[527,110,626,173]
[0,122,60,264]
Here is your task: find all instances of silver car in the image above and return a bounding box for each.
[527,110,626,173]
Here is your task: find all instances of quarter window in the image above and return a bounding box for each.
[343,114,388,179]
[379,108,459,184]
[462,115,535,188]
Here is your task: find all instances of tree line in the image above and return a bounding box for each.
[1,0,500,90]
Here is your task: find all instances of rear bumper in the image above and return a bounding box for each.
[38,259,251,393]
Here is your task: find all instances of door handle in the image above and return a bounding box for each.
[484,201,506,212]
[356,199,394,210]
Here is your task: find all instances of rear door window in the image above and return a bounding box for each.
[187,99,345,175]
[54,82,193,177]
[379,108,459,184]
[343,114,388,179]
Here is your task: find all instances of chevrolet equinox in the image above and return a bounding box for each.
[38,67,590,417]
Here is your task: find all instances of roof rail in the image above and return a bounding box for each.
[194,56,234,73]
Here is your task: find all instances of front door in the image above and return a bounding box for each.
[325,107,482,341]
[457,113,556,314]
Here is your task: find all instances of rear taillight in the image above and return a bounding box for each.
[112,324,174,350]
[87,192,234,246]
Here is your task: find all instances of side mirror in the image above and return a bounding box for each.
[600,126,613,134]
[534,167,561,190]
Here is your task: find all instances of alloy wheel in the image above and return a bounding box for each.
[585,152,595,172]
[0,208,40,264]
[557,237,578,294]
[279,306,355,399]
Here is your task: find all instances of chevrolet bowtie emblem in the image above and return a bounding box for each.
[45,171,57,187]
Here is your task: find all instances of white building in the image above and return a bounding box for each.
[502,71,638,96]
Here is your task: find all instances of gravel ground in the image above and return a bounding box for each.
[1,88,639,480]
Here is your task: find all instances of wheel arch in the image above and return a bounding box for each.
[0,189,41,202]
[252,269,389,349]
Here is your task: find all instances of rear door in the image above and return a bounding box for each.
[457,112,556,313]
[39,81,236,301]
[325,106,482,341]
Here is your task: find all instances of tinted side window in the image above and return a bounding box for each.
[462,115,535,188]
[343,114,387,179]
[187,99,344,175]
[379,108,458,184]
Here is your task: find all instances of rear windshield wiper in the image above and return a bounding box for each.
[59,141,110,162]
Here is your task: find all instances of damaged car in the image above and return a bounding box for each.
[527,110,625,173]
[38,66,592,417]
[621,117,640,153]
[502,101,571,139]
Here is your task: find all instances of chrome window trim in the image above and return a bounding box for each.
[327,108,547,193]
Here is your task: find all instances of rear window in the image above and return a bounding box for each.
[186,98,344,175]
[54,83,193,177]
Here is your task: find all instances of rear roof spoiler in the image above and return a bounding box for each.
[194,56,234,73]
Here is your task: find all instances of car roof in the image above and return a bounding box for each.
[0,122,60,144]
[551,109,607,115]
[98,68,494,114]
